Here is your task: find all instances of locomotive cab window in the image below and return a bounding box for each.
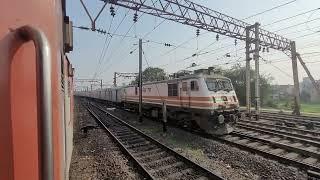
[190,81,199,91]
[168,83,178,96]
[206,78,233,92]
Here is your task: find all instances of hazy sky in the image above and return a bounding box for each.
[67,0,320,89]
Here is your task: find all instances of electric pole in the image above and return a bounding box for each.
[291,41,301,115]
[254,23,260,119]
[245,22,260,119]
[139,39,143,122]
[245,26,251,115]
[113,72,117,87]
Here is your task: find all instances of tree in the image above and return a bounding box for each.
[131,67,168,85]
[301,90,311,102]
[221,65,273,106]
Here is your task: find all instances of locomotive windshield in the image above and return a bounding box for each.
[206,78,233,91]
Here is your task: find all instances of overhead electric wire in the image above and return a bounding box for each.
[274,17,320,32]
[92,16,115,79]
[293,31,320,39]
[92,7,130,79]
[280,24,320,36]
[153,0,298,68]
[243,0,297,20]
[263,7,320,27]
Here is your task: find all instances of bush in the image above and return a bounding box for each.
[264,100,278,108]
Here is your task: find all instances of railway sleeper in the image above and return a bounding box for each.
[143,156,177,169]
[237,123,320,143]
[138,153,172,164]
[137,151,169,162]
[133,148,162,157]
[118,136,146,142]
[233,132,320,159]
[121,139,149,146]
[124,141,151,149]
[165,168,196,179]
[116,133,141,140]
[151,162,188,178]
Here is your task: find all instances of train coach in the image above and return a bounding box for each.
[1,0,74,180]
[80,69,240,135]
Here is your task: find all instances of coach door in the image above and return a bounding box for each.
[180,81,190,108]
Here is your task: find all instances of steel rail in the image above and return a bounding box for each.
[217,132,320,174]
[236,123,320,146]
[85,102,224,180]
[238,120,320,139]
[261,112,320,123]
[231,131,320,159]
[91,100,320,177]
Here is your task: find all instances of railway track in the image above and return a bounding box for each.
[261,111,320,121]
[259,112,320,129]
[84,102,223,180]
[220,131,320,178]
[89,99,320,178]
[237,120,320,141]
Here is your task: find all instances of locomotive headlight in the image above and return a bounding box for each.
[218,114,225,124]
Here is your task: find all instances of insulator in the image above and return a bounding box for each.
[234,39,237,46]
[110,6,115,17]
[216,34,219,41]
[196,29,200,36]
[259,46,262,51]
[267,47,270,52]
[226,53,231,57]
[263,47,266,52]
[133,13,138,22]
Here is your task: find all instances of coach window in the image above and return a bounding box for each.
[168,83,178,96]
[182,82,187,91]
[191,81,199,91]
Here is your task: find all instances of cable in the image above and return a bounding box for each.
[281,24,320,36]
[274,17,320,32]
[263,8,320,27]
[293,31,320,39]
[243,0,297,20]
[92,16,115,79]
[260,55,293,78]
[92,8,131,79]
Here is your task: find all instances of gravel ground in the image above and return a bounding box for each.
[106,106,308,180]
[69,99,144,180]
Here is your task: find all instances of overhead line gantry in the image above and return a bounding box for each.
[94,0,319,116]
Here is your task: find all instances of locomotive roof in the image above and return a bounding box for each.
[123,73,230,88]
[93,74,230,91]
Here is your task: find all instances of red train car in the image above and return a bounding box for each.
[0,0,74,180]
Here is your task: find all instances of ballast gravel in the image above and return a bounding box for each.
[69,99,144,180]
[107,106,308,180]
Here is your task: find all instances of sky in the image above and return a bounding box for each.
[66,0,320,90]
